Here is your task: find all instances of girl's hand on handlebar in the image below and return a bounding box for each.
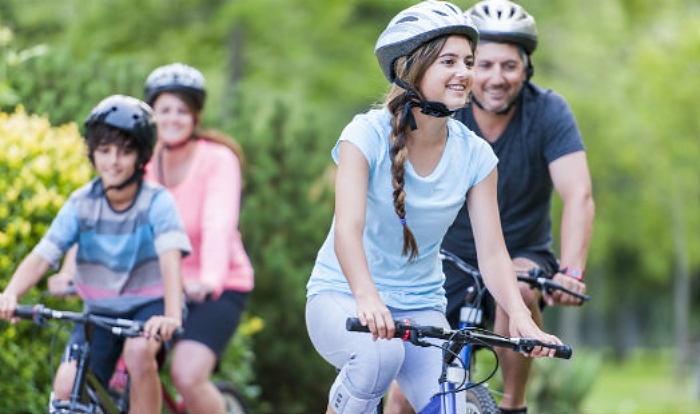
[355,295,394,341]
[509,313,562,358]
[143,315,181,342]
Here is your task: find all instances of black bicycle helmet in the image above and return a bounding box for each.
[144,63,206,110]
[466,0,538,54]
[375,0,479,83]
[85,95,155,149]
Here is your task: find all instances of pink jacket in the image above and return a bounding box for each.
[145,139,254,296]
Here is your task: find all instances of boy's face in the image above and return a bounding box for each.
[93,142,139,189]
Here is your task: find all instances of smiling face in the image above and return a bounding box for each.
[471,42,528,113]
[418,35,475,111]
[151,92,197,147]
[93,141,139,189]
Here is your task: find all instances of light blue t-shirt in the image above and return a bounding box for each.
[307,108,498,312]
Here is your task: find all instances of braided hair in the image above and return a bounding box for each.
[383,35,449,262]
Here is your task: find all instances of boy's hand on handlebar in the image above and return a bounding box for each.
[0,293,18,321]
[547,274,586,306]
[143,315,181,342]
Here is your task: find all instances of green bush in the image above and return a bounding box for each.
[527,349,601,414]
[0,107,91,412]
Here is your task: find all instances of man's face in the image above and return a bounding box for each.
[471,42,528,113]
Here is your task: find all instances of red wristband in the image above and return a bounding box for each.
[559,267,584,281]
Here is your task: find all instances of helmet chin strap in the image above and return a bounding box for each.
[394,78,455,130]
[102,169,143,193]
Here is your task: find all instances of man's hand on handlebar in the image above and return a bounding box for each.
[546,273,586,307]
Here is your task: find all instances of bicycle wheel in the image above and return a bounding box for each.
[465,385,499,414]
[215,382,250,414]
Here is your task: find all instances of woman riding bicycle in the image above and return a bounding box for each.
[305,2,562,413]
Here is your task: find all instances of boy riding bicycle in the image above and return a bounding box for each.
[0,95,191,414]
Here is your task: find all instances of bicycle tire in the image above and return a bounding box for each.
[465,385,499,414]
[215,381,250,414]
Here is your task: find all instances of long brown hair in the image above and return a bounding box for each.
[383,35,450,262]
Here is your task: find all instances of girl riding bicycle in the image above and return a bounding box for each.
[305,2,562,413]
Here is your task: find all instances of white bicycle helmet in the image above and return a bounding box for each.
[375,0,479,82]
[144,63,206,110]
[466,0,537,54]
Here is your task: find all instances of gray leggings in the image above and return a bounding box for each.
[306,292,466,413]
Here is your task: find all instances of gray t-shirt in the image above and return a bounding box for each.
[441,82,585,266]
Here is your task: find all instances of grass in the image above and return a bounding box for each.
[580,350,700,414]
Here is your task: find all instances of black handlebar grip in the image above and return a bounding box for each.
[173,327,185,339]
[13,305,39,320]
[346,317,369,332]
[552,344,573,359]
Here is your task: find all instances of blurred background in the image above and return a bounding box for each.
[0,0,698,413]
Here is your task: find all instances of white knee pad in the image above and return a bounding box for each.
[329,381,382,414]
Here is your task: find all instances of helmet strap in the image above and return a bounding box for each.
[102,169,143,193]
[394,78,455,131]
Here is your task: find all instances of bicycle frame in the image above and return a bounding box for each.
[15,305,158,414]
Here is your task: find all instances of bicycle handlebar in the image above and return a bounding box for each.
[346,317,572,359]
[440,249,589,303]
[516,271,589,302]
[13,304,184,339]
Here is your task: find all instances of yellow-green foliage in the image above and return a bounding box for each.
[0,106,91,269]
[0,107,91,411]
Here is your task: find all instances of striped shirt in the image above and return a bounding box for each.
[34,178,191,315]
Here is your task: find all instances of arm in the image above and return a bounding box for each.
[468,169,561,353]
[195,148,243,299]
[47,244,77,295]
[549,151,594,305]
[334,141,393,340]
[0,252,51,319]
[143,249,183,341]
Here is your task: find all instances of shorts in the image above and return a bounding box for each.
[183,289,249,360]
[62,299,165,387]
[443,249,557,329]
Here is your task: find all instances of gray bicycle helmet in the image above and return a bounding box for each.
[144,62,206,110]
[375,0,479,83]
[466,0,538,54]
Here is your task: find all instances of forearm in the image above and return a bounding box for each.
[559,191,595,271]
[334,230,378,301]
[479,251,530,318]
[4,252,51,297]
[159,250,184,322]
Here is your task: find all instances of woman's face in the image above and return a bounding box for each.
[152,92,196,146]
[419,35,474,111]
[470,42,528,113]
